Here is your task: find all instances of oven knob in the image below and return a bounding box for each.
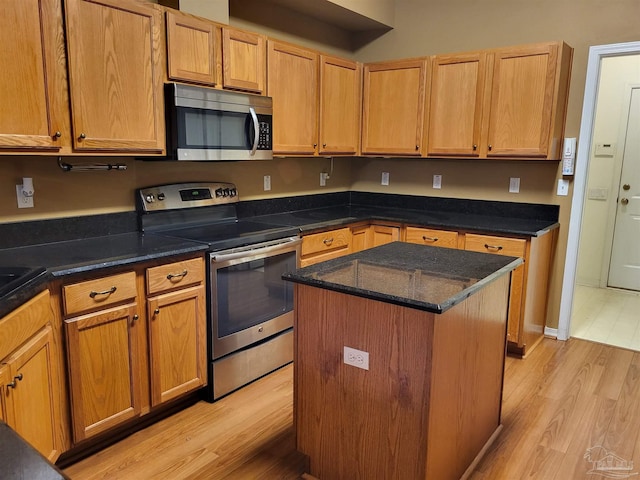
[223,188,231,197]
[157,192,165,201]
[215,188,223,197]
[230,188,237,197]
[145,194,155,203]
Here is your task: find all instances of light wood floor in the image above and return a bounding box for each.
[64,338,640,479]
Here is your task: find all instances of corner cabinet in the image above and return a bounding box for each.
[0,291,65,462]
[362,59,428,156]
[63,0,165,153]
[268,40,318,155]
[0,0,71,151]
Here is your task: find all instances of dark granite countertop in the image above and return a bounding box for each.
[283,242,523,314]
[0,421,69,480]
[0,233,208,319]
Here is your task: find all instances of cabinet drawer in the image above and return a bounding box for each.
[147,257,204,296]
[301,228,351,257]
[405,227,458,249]
[63,272,137,316]
[464,234,526,258]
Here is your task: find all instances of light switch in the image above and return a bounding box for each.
[557,179,570,196]
[381,172,389,186]
[433,175,442,189]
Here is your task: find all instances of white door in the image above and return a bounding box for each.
[608,86,640,290]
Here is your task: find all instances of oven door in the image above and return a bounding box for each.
[210,236,301,359]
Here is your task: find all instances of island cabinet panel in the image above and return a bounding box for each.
[267,40,318,155]
[64,0,165,153]
[319,56,361,155]
[426,52,487,157]
[222,27,266,94]
[294,275,510,480]
[362,59,428,156]
[0,0,71,151]
[165,10,217,86]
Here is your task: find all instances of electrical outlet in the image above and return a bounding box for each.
[557,179,570,196]
[320,172,327,187]
[509,177,520,193]
[433,174,442,189]
[344,346,369,370]
[263,175,271,191]
[16,185,34,208]
[381,172,389,186]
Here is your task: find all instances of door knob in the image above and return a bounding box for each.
[623,184,630,190]
[621,198,629,205]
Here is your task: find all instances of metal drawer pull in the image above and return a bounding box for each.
[484,244,503,252]
[167,270,188,280]
[323,238,334,246]
[422,236,438,242]
[7,373,23,388]
[89,286,117,298]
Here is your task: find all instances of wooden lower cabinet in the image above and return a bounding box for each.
[351,224,401,253]
[404,226,458,249]
[62,255,206,444]
[0,290,64,462]
[300,227,351,267]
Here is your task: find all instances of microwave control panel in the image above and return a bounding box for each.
[257,116,271,150]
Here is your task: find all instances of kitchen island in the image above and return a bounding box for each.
[283,242,522,480]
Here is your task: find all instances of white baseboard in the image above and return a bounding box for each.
[544,326,559,338]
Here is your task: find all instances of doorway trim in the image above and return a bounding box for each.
[557,41,640,341]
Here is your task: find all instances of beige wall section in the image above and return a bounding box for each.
[576,55,640,287]
[0,156,351,222]
[329,0,395,27]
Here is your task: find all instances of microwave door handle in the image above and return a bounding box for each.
[249,107,259,156]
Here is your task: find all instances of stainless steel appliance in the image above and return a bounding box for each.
[163,83,273,161]
[138,182,300,401]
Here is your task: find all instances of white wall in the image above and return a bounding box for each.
[576,54,640,286]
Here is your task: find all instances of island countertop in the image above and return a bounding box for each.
[283,241,523,314]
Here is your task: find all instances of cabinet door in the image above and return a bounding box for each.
[370,225,400,247]
[485,43,559,158]
[351,225,371,253]
[64,0,164,152]
[0,0,70,151]
[147,285,206,406]
[166,10,216,85]
[319,56,361,155]
[222,27,266,94]
[362,59,427,156]
[267,41,318,155]
[4,326,62,461]
[0,364,9,424]
[427,53,486,157]
[65,304,142,442]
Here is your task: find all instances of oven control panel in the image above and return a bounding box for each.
[138,182,238,212]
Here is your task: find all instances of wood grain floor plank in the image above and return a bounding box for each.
[65,339,640,480]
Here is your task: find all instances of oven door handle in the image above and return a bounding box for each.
[211,237,301,263]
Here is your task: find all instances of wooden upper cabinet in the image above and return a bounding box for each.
[268,40,318,155]
[485,42,572,159]
[427,52,487,157]
[166,10,216,86]
[222,27,266,94]
[64,0,165,153]
[0,0,70,151]
[362,59,428,156]
[319,55,361,155]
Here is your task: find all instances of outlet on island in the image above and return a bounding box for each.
[344,346,369,370]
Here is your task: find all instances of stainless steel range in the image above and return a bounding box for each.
[138,182,301,401]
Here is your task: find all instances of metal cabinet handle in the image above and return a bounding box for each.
[132,314,139,322]
[89,286,117,298]
[154,308,160,315]
[621,198,629,205]
[167,270,188,280]
[488,144,493,151]
[7,373,23,388]
[623,184,630,191]
[484,244,503,252]
[322,143,327,148]
[415,145,419,150]
[472,144,477,151]
[422,236,438,242]
[79,133,86,140]
[323,237,334,246]
[53,131,62,139]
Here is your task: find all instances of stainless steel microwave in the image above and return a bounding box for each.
[164,83,273,161]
